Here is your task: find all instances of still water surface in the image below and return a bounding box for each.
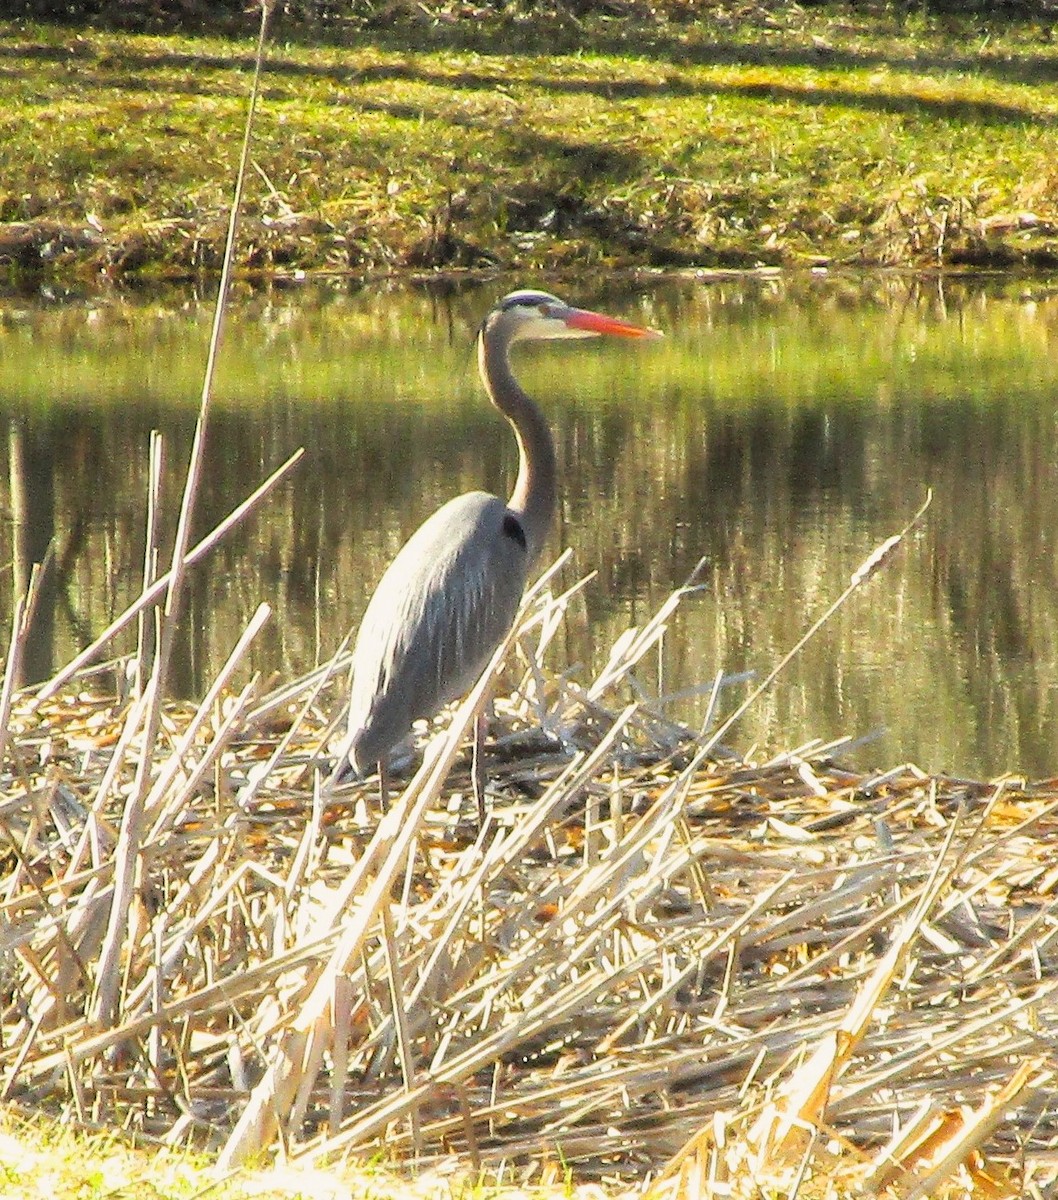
[3,273,1058,778]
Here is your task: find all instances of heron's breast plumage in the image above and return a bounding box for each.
[346,491,529,772]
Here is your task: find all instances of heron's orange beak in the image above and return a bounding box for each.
[564,307,664,339]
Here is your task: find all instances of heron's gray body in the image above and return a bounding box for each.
[346,491,529,774]
[341,289,657,791]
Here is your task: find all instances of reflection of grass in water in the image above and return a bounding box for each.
[2,7,1058,278]
[5,276,1058,411]
[4,276,1058,775]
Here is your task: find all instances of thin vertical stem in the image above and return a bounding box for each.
[135,430,165,699]
[381,904,422,1161]
[92,0,275,1030]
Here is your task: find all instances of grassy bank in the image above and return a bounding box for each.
[2,3,1058,283]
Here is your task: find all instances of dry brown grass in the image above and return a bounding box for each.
[1,516,1057,1197]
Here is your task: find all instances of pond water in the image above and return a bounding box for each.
[3,272,1058,779]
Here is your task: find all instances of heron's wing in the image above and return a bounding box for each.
[347,492,529,769]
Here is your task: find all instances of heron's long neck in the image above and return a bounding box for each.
[479,331,557,563]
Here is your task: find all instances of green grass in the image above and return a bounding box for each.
[0,1104,578,1200]
[1,3,1058,281]
[0,1102,592,1198]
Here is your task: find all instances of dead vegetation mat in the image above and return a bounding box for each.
[1,570,1057,1199]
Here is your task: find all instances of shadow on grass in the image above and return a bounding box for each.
[4,14,1058,89]
[0,38,1053,131]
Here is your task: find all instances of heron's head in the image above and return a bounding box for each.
[483,289,662,345]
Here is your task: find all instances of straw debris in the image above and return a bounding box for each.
[1,558,1057,1198]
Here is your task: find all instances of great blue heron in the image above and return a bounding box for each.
[339,289,661,815]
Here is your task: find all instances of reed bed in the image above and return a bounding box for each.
[1,534,1057,1199]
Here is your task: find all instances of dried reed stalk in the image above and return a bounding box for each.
[79,0,277,1032]
[135,429,165,699]
[37,447,303,702]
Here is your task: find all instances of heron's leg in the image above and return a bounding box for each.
[378,757,390,814]
[471,711,488,825]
